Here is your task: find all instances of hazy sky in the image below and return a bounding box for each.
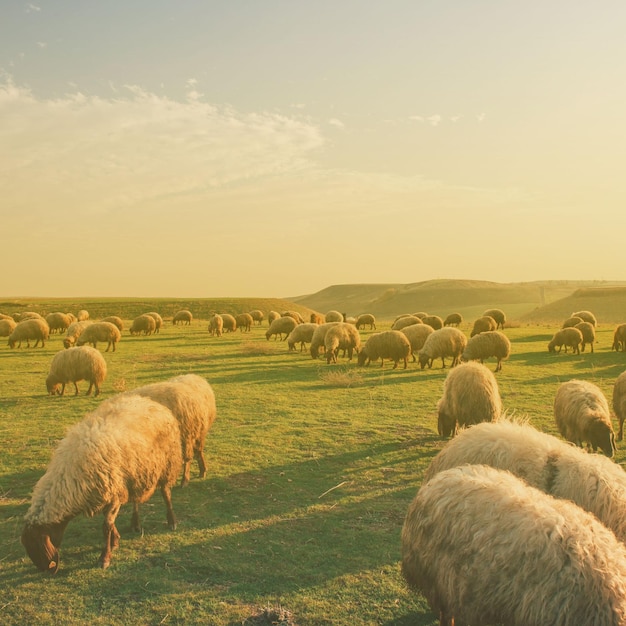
[2,1,625,297]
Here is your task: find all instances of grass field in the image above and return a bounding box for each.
[1,303,626,625]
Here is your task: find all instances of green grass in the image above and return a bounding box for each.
[1,304,626,625]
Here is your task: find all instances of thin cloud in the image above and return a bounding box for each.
[25,3,41,12]
[328,118,344,129]
[477,112,486,123]
[36,41,47,48]
[427,115,441,126]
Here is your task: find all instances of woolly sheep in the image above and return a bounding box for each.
[8,318,50,349]
[76,309,90,322]
[220,313,237,333]
[462,330,511,372]
[575,321,596,352]
[265,315,297,341]
[249,309,264,325]
[309,322,340,358]
[0,318,17,337]
[417,327,467,369]
[401,464,626,626]
[357,330,410,369]
[63,320,93,348]
[20,311,44,321]
[572,309,597,326]
[613,324,626,352]
[470,315,497,337]
[391,315,422,331]
[355,313,376,330]
[282,310,304,324]
[208,314,224,337]
[235,313,253,332]
[443,313,462,327]
[145,312,163,333]
[343,314,357,325]
[548,327,583,354]
[421,314,444,330]
[324,322,361,364]
[423,419,626,544]
[562,315,584,329]
[482,307,506,329]
[172,310,193,325]
[286,323,318,352]
[436,361,502,437]
[66,312,77,324]
[268,310,280,325]
[100,316,124,332]
[325,310,344,323]
[45,312,71,334]
[400,323,434,362]
[554,379,615,457]
[76,321,121,352]
[130,314,157,336]
[412,312,428,320]
[613,371,626,441]
[310,312,324,324]
[126,374,217,487]
[21,394,182,572]
[46,346,107,397]
[0,313,13,321]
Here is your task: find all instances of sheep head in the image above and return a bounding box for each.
[21,522,67,574]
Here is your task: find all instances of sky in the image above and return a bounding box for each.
[2,1,626,298]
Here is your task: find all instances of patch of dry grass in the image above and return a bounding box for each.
[318,366,364,387]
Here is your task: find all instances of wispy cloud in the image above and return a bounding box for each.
[328,118,344,129]
[25,3,41,12]
[477,112,486,123]
[36,41,47,48]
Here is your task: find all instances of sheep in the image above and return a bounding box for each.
[235,313,253,333]
[572,309,597,326]
[19,311,44,321]
[554,379,615,457]
[421,314,444,330]
[310,312,324,325]
[391,315,422,331]
[21,394,182,572]
[76,309,90,321]
[126,374,217,488]
[324,322,361,364]
[548,327,583,354]
[249,309,264,325]
[470,315,497,337]
[355,313,376,330]
[172,309,193,325]
[401,463,626,626]
[343,314,357,325]
[0,313,14,321]
[45,312,72,334]
[100,316,124,332]
[482,307,506,329]
[76,321,121,352]
[309,322,340,358]
[208,314,224,337]
[8,318,50,349]
[63,320,93,348]
[46,346,107,397]
[145,312,163,333]
[0,318,17,337]
[268,310,280,325]
[462,330,511,372]
[265,315,297,341]
[575,320,596,352]
[286,323,318,352]
[423,419,626,544]
[613,324,626,352]
[562,315,584,329]
[401,323,434,362]
[443,312,462,327]
[436,361,502,437]
[412,312,428,320]
[613,371,626,441]
[325,310,344,323]
[282,310,304,324]
[130,314,157,336]
[357,330,410,369]
[417,327,467,369]
[220,313,237,333]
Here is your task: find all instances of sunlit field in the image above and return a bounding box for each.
[1,301,625,625]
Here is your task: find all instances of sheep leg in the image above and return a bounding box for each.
[73,382,79,395]
[86,381,94,396]
[161,485,177,530]
[99,503,121,569]
[131,503,141,533]
[619,419,624,442]
[181,461,192,488]
[195,448,208,479]
[60,383,66,396]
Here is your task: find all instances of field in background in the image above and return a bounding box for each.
[1,300,626,625]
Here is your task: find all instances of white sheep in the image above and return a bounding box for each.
[417,327,467,369]
[613,371,626,441]
[436,361,502,437]
[462,330,511,372]
[46,346,108,397]
[401,464,626,626]
[130,314,157,336]
[400,323,434,363]
[249,309,264,325]
[235,313,253,332]
[45,312,72,334]
[220,313,237,333]
[286,323,318,352]
[575,321,596,352]
[21,394,182,572]
[145,312,163,333]
[421,314,443,330]
[324,310,344,323]
[265,315,297,341]
[355,313,376,330]
[554,379,615,457]
[208,314,224,337]
[357,330,411,369]
[282,310,305,324]
[268,311,280,325]
[391,315,422,331]
[0,318,17,337]
[443,313,462,327]
[100,316,124,332]
[8,318,50,349]
[562,315,584,328]
[76,309,90,322]
[547,327,583,354]
[63,320,93,348]
[470,315,497,337]
[482,307,506,329]
[76,321,121,352]
[172,309,193,325]
[572,309,597,326]
[309,322,340,358]
[613,324,626,352]
[324,322,361,364]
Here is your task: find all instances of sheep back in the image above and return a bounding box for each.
[613,371,626,441]
[220,313,237,332]
[145,312,163,333]
[249,309,264,325]
[235,313,253,332]
[562,315,584,329]
[324,310,344,323]
[130,314,157,336]
[8,318,50,348]
[547,327,583,354]
[265,315,297,341]
[324,323,361,363]
[0,318,17,337]
[309,322,339,358]
[64,320,93,348]
[45,312,72,334]
[400,323,434,362]
[286,323,318,351]
[76,321,121,352]
[481,308,506,329]
[443,312,462,327]
[208,314,224,337]
[391,315,422,331]
[462,330,511,372]
[46,346,107,396]
[417,327,467,369]
[172,310,193,325]
[355,313,376,330]
[100,316,124,332]
[357,330,410,369]
[575,321,596,352]
[572,310,597,326]
[421,314,443,330]
[470,315,497,337]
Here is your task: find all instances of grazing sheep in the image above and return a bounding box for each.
[20,311,44,322]
[470,315,497,337]
[423,419,626,544]
[76,321,121,352]
[462,330,511,372]
[436,361,502,437]
[268,310,280,325]
[417,327,467,370]
[562,315,584,329]
[100,316,124,332]
[412,312,428,320]
[355,313,376,330]
[401,464,626,626]
[126,374,217,488]
[343,314,357,325]
[63,320,93,348]
[443,313,462,327]
[357,330,411,369]
[249,309,264,325]
[554,379,615,457]
[0,318,17,337]
[613,324,626,352]
[172,310,193,325]
[324,322,361,364]
[8,318,50,349]
[401,323,434,362]
[548,327,583,354]
[282,310,304,324]
[265,315,297,341]
[45,312,72,334]
[482,308,506,329]
[76,309,90,322]
[391,315,422,331]
[613,371,626,441]
[235,313,253,333]
[572,310,598,326]
[66,312,77,323]
[220,313,237,333]
[46,346,107,397]
[309,322,340,358]
[421,315,444,330]
[310,312,324,325]
[286,323,318,352]
[21,394,182,572]
[0,313,13,321]
[130,314,157,336]
[325,310,344,323]
[208,314,224,337]
[145,312,163,333]
[575,321,596,352]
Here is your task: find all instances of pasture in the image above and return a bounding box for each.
[1,303,625,625]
